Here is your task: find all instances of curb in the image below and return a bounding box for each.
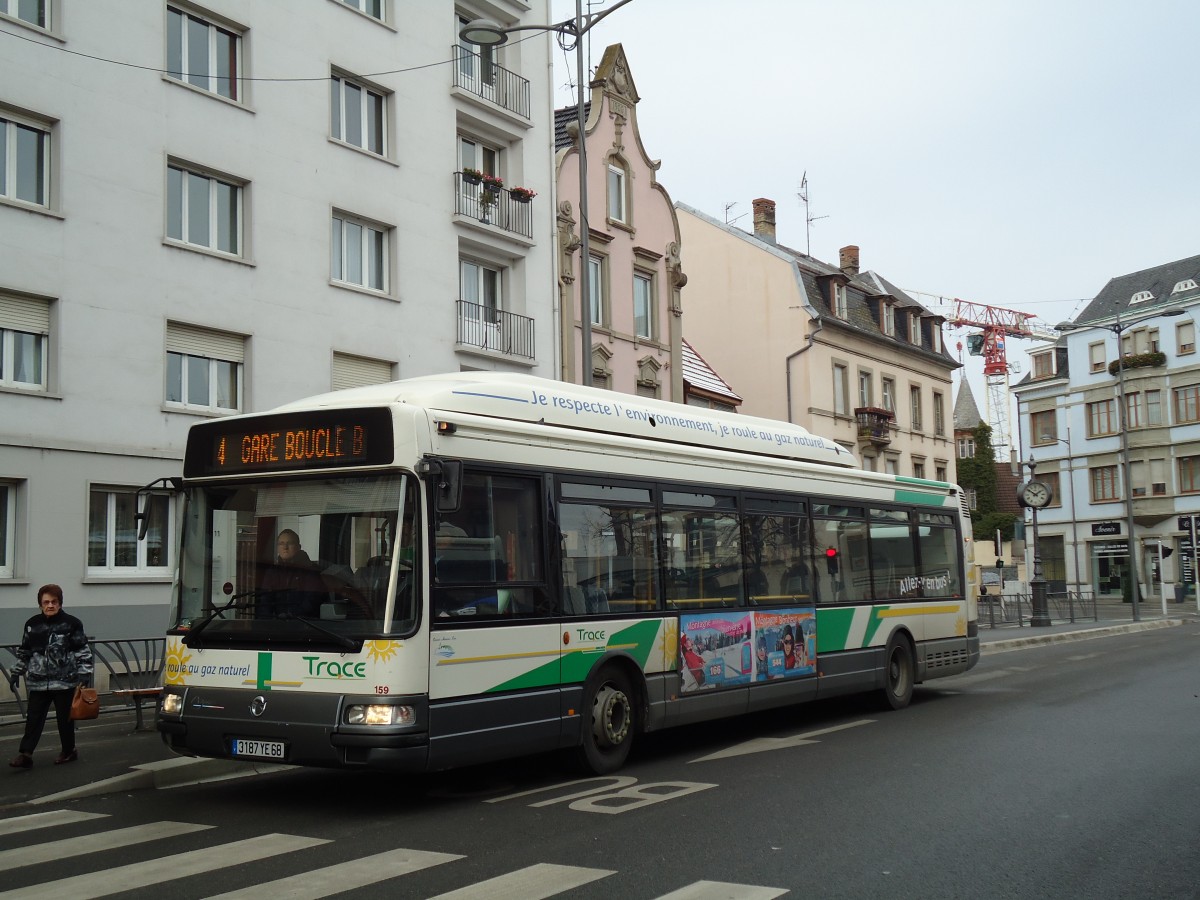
[27,756,294,806]
[981,617,1183,655]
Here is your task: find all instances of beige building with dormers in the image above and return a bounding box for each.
[554,44,685,398]
[677,199,959,481]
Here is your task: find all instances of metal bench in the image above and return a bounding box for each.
[90,638,166,731]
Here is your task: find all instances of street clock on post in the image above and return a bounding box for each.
[1018,480,1053,509]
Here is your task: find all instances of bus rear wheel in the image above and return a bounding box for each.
[881,634,915,710]
[576,667,636,774]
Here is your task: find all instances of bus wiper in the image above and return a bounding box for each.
[278,612,361,651]
[182,589,265,646]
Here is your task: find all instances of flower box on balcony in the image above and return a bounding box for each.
[1108,351,1166,375]
[509,186,536,203]
[481,174,504,194]
[461,167,483,185]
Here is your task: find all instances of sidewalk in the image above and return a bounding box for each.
[3,602,1196,810]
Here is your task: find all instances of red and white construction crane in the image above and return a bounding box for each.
[946,299,1058,452]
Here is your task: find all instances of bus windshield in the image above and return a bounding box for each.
[173,474,417,644]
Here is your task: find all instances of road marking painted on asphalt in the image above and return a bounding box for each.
[689,719,874,762]
[0,821,212,872]
[204,847,465,899]
[0,809,108,837]
[426,863,614,899]
[0,833,328,900]
[655,881,789,899]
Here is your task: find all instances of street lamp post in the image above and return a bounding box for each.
[1057,306,1187,622]
[460,1,635,388]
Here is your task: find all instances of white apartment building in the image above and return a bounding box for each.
[0,0,555,637]
[1013,254,1200,602]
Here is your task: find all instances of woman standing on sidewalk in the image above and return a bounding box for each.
[7,584,94,769]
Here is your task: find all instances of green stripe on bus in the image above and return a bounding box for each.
[893,489,946,506]
[257,652,272,691]
[896,476,950,488]
[816,607,854,653]
[489,657,561,693]
[863,607,888,646]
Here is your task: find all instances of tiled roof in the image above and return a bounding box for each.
[553,103,591,151]
[953,380,984,431]
[1073,253,1200,326]
[683,339,742,404]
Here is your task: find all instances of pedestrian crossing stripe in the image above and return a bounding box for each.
[0,814,790,899]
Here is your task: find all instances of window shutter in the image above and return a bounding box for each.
[166,322,244,362]
[332,352,392,391]
[0,295,51,334]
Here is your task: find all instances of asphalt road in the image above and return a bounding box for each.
[1,621,1197,899]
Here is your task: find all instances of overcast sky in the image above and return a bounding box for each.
[549,0,1200,439]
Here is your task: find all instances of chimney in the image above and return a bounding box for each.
[752,198,776,244]
[840,245,860,276]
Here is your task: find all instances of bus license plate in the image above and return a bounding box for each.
[231,739,286,760]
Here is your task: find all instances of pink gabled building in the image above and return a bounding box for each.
[554,44,686,399]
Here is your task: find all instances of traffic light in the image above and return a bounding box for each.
[825,546,839,575]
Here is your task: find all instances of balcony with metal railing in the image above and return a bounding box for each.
[454,172,534,240]
[456,300,535,361]
[855,407,895,447]
[451,45,531,120]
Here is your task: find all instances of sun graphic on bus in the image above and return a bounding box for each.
[659,620,679,669]
[365,640,400,663]
[164,640,192,685]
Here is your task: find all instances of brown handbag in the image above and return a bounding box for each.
[70,684,100,721]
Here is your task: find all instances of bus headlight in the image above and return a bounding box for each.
[161,692,184,715]
[345,704,415,726]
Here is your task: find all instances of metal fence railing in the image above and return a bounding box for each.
[0,637,166,727]
[977,590,1100,629]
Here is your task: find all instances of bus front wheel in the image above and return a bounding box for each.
[576,667,636,774]
[881,634,915,711]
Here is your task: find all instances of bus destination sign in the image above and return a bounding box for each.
[184,408,394,477]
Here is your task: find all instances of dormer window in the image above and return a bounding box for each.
[1032,351,1054,379]
[909,312,922,347]
[1130,290,1154,304]
[882,302,895,336]
[1172,279,1198,295]
[833,283,848,319]
[930,322,942,353]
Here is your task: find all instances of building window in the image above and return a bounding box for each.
[1089,341,1106,373]
[882,303,895,336]
[913,459,926,479]
[957,436,975,458]
[1146,389,1162,425]
[332,212,388,292]
[0,293,50,391]
[1178,321,1196,356]
[166,5,241,101]
[1086,399,1117,436]
[1,110,50,208]
[607,164,626,223]
[1090,465,1119,502]
[1174,384,1200,424]
[0,481,14,578]
[933,392,945,436]
[833,283,848,319]
[588,255,606,326]
[1041,472,1062,508]
[930,324,942,354]
[1030,409,1057,444]
[633,272,653,339]
[881,377,896,413]
[1032,351,1054,378]
[858,370,872,408]
[1125,392,1142,429]
[459,258,502,349]
[165,322,243,413]
[910,386,923,431]
[935,463,947,482]
[1180,457,1200,494]
[3,0,48,27]
[966,488,977,510]
[167,162,242,256]
[331,71,387,156]
[886,457,899,476]
[332,351,392,390]
[88,487,173,574]
[833,363,849,416]
[339,0,383,20]
[909,313,923,347]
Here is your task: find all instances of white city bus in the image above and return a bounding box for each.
[157,372,979,774]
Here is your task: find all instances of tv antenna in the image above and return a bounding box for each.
[797,171,828,256]
[723,201,747,226]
